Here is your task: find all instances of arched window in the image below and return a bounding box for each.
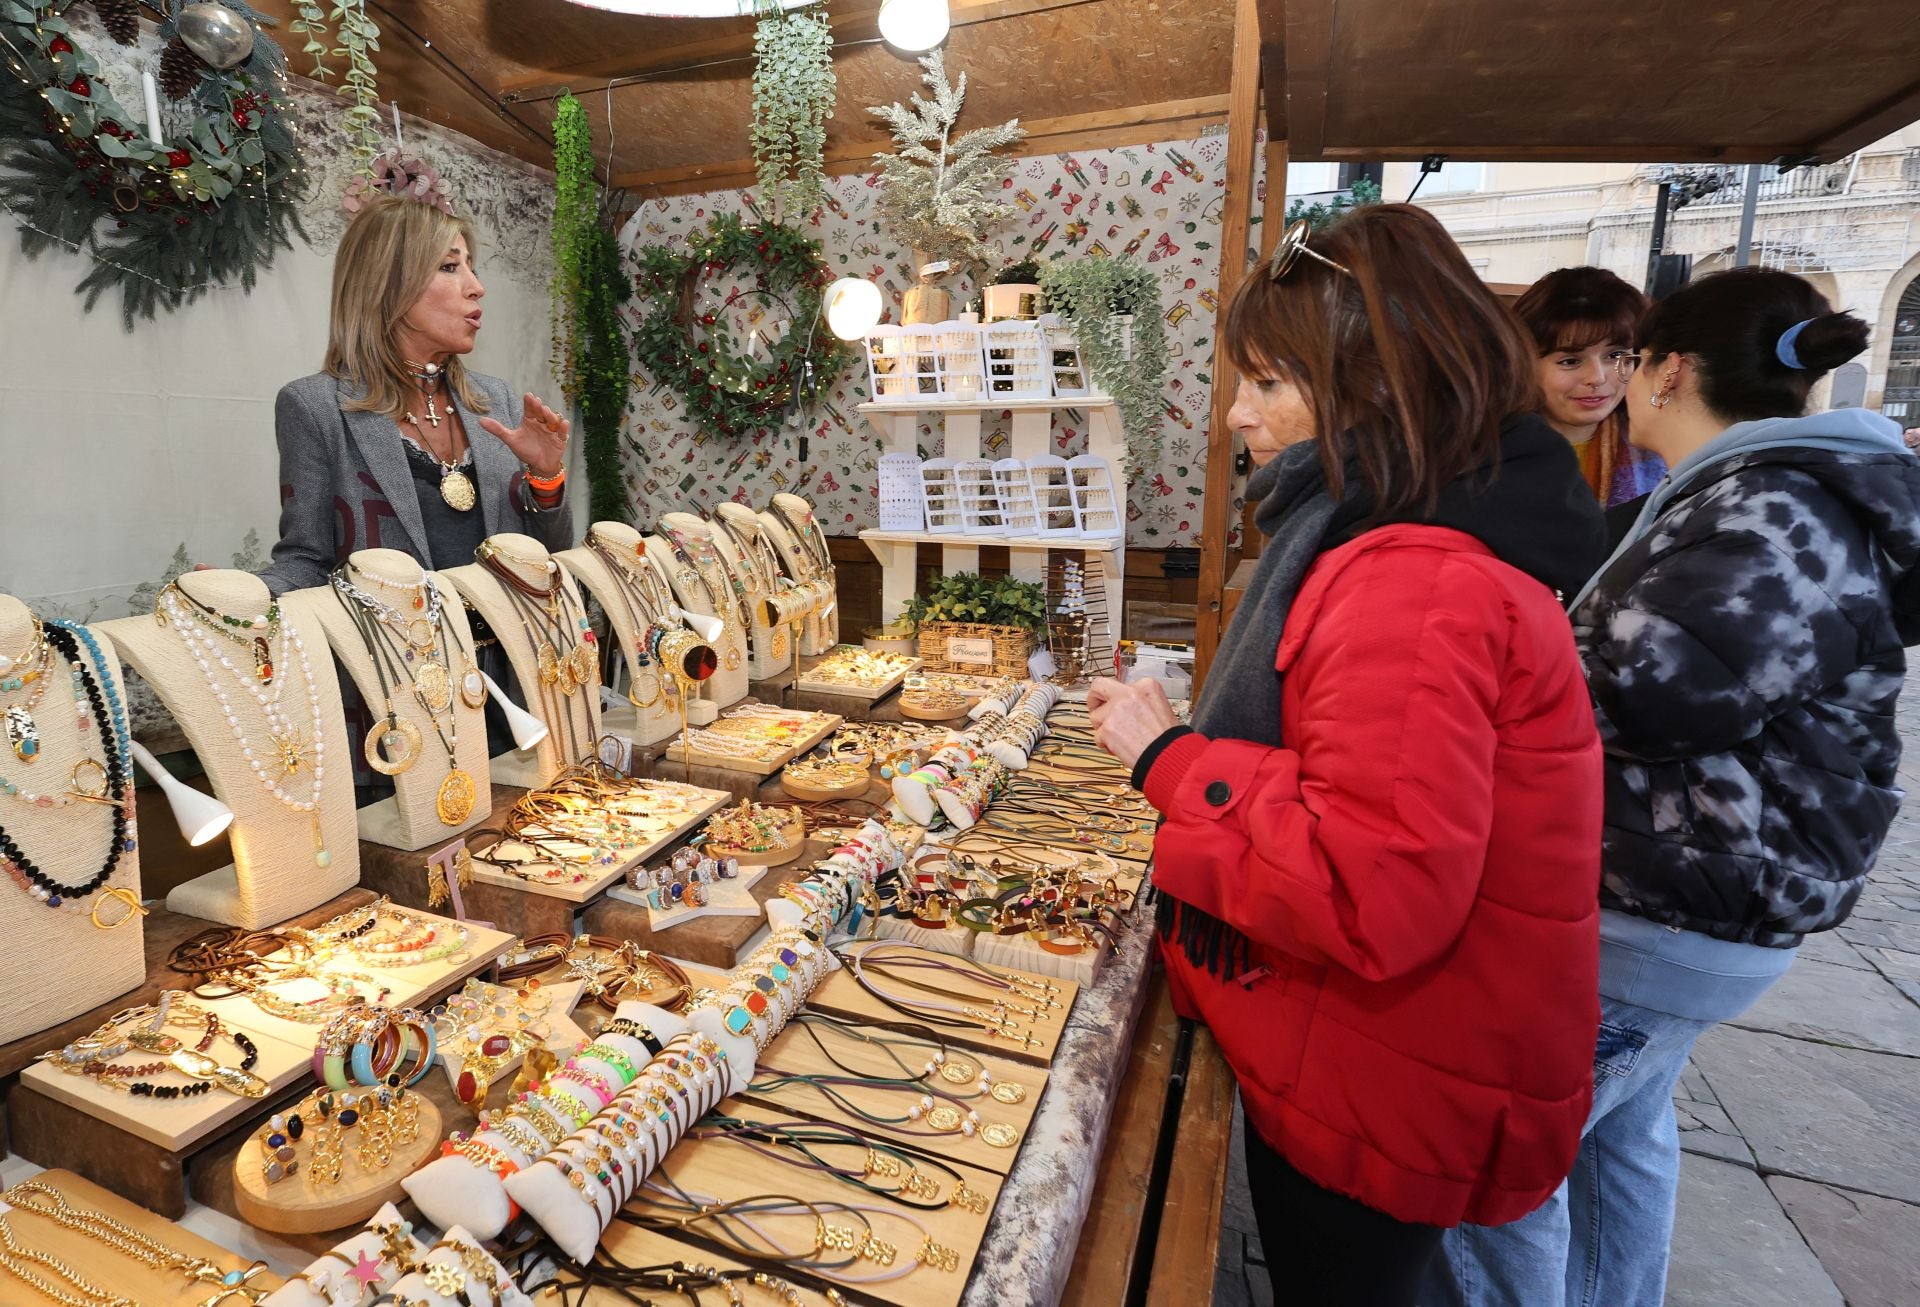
[1888,277,1920,422]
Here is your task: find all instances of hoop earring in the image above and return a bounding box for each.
[1649,385,1675,409]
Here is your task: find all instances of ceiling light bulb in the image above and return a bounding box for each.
[878,0,950,52]
[824,277,884,340]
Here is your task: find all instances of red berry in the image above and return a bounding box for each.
[48,36,72,55]
[167,150,191,168]
[68,76,90,96]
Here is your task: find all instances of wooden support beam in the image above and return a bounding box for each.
[499,0,1091,97]
[612,95,1232,194]
[1192,0,1262,692]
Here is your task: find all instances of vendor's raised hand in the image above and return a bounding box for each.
[478,392,571,477]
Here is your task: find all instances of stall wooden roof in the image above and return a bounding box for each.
[1262,0,1920,165]
[247,0,1235,192]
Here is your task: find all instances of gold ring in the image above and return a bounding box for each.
[91,886,149,931]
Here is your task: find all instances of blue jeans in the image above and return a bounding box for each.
[1426,994,1712,1306]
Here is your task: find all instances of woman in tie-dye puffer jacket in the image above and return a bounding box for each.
[1435,267,1920,1307]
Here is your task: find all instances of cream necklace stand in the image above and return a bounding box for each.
[99,570,358,928]
[648,519,748,712]
[703,508,791,682]
[0,594,145,1043]
[442,534,601,788]
[759,492,839,654]
[280,550,492,851]
[555,523,685,749]
[714,502,817,680]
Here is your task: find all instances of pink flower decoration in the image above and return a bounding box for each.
[341,148,454,215]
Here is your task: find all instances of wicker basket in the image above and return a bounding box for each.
[914,621,1036,677]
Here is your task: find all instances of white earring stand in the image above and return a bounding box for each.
[0,594,145,1044]
[98,571,358,928]
[648,518,748,711]
[555,524,686,749]
[441,535,601,788]
[701,510,791,682]
[759,493,838,654]
[280,551,492,851]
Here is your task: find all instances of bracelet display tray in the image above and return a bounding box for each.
[461,783,733,903]
[794,649,922,702]
[0,1169,288,1304]
[619,1116,1006,1307]
[735,1023,1049,1179]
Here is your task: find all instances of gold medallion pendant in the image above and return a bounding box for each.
[981,1120,1021,1148]
[556,652,580,697]
[990,1080,1028,1105]
[537,643,561,687]
[459,662,489,708]
[415,658,452,714]
[365,716,423,776]
[570,641,598,688]
[937,1058,978,1086]
[440,468,477,512]
[437,768,477,825]
[924,1104,964,1133]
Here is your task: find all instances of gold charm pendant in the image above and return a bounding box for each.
[570,641,598,688]
[405,618,436,652]
[4,705,38,763]
[365,715,423,776]
[440,468,477,512]
[537,643,561,687]
[415,658,452,714]
[459,660,489,709]
[437,768,477,825]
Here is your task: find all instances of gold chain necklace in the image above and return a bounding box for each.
[400,361,475,512]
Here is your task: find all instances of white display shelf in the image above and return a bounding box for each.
[858,528,1121,552]
[856,395,1114,415]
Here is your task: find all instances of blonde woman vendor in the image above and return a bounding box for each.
[260,193,573,595]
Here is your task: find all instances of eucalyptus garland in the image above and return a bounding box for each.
[749,0,832,223]
[1039,257,1170,473]
[549,90,593,402]
[577,216,630,524]
[287,0,380,172]
[632,213,849,438]
[0,0,307,326]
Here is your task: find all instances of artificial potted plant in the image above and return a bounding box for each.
[984,258,1044,322]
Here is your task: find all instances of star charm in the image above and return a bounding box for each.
[349,1250,385,1289]
[424,1262,467,1295]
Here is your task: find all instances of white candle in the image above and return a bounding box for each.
[141,67,162,145]
[391,99,403,149]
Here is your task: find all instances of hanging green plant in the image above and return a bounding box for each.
[1039,257,1170,472]
[287,0,381,173]
[577,216,631,525]
[550,90,594,403]
[0,0,307,327]
[631,213,850,438]
[749,0,832,223]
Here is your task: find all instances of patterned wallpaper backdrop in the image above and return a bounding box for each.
[616,130,1266,550]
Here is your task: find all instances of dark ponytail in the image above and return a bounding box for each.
[1638,267,1871,422]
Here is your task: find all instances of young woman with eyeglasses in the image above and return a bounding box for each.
[1085,204,1608,1305]
[1514,266,1666,509]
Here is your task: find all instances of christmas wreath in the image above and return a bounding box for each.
[631,212,849,438]
[0,0,306,326]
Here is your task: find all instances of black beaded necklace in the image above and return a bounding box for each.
[0,623,134,910]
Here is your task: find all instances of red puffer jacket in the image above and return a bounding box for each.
[1148,524,1601,1228]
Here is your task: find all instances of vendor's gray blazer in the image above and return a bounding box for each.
[258,371,572,595]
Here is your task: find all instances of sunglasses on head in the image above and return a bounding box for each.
[1268,218,1353,282]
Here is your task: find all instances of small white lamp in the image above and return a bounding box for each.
[824,277,884,341]
[672,606,726,643]
[128,740,234,846]
[878,0,950,52]
[481,671,552,752]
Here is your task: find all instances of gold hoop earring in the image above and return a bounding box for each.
[1650,384,1676,409]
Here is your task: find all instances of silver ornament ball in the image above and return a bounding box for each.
[176,3,256,70]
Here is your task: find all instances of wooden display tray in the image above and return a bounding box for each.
[547,1225,840,1306]
[462,784,733,902]
[740,1022,1049,1178]
[803,946,1078,1067]
[794,648,921,702]
[665,708,843,776]
[604,863,768,929]
[898,693,973,723]
[629,1118,1005,1307]
[232,1090,445,1235]
[706,804,809,868]
[780,766,876,801]
[0,1170,287,1303]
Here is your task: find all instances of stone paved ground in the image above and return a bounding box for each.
[1212,663,1920,1305]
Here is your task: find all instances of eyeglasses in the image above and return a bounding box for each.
[1267,219,1353,282]
[1609,350,1643,380]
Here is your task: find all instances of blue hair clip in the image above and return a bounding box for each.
[1776,318,1816,370]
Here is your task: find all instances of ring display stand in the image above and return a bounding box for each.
[605,862,768,929]
[232,1093,446,1236]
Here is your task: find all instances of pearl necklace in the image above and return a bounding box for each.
[160,590,331,868]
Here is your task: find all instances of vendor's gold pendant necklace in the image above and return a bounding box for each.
[403,360,476,513]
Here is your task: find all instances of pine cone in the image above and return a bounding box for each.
[91,0,140,46]
[157,38,207,100]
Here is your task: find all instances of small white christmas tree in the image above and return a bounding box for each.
[869,51,1026,271]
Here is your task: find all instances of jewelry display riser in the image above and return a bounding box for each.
[758,494,840,654]
[231,1089,445,1236]
[579,857,798,970]
[459,784,732,905]
[700,513,793,683]
[645,527,750,709]
[8,918,511,1219]
[788,682,909,723]
[793,651,920,703]
[737,1024,1049,1179]
[604,861,767,928]
[553,535,685,749]
[279,566,494,851]
[663,706,842,779]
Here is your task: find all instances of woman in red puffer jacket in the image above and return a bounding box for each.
[1088,205,1607,1306]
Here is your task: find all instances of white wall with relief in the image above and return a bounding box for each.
[0,24,558,622]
